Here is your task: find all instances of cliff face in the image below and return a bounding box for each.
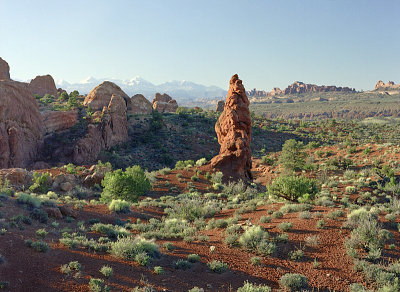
[247,81,355,97]
[375,80,400,90]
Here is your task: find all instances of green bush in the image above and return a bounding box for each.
[237,281,271,292]
[268,175,318,202]
[279,273,308,291]
[101,165,150,203]
[187,254,200,263]
[29,172,51,194]
[100,265,113,278]
[89,278,109,292]
[239,225,269,251]
[110,236,159,264]
[108,199,130,213]
[174,259,192,270]
[278,139,306,171]
[17,193,41,208]
[207,260,228,273]
[175,160,195,169]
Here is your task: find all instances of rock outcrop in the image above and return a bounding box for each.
[83,81,130,111]
[216,100,225,112]
[210,74,252,181]
[29,75,58,97]
[0,80,44,168]
[152,93,178,113]
[247,82,355,97]
[41,110,79,134]
[73,94,128,164]
[375,80,400,90]
[0,57,11,81]
[128,94,153,115]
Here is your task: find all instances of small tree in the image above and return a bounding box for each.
[101,165,150,203]
[279,139,306,171]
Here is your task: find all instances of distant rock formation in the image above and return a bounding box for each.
[129,94,153,115]
[375,80,400,90]
[0,80,44,168]
[0,57,11,81]
[73,94,128,164]
[83,81,130,111]
[247,81,355,97]
[41,110,79,134]
[210,74,252,181]
[152,93,178,113]
[29,75,58,97]
[216,100,225,112]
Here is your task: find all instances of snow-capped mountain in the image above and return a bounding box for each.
[56,77,227,106]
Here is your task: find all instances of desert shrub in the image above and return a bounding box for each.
[30,208,48,223]
[91,223,129,239]
[101,165,150,203]
[100,265,113,278]
[261,155,274,166]
[259,216,271,223]
[271,211,283,219]
[239,225,269,251]
[250,256,261,266]
[316,219,326,229]
[175,160,194,169]
[89,278,109,292]
[17,193,41,208]
[278,222,293,232]
[289,249,304,261]
[211,171,223,184]
[108,199,130,213]
[163,242,175,251]
[25,239,49,252]
[280,203,312,214]
[305,235,319,247]
[237,281,271,292]
[61,261,81,275]
[35,228,48,239]
[299,211,311,219]
[174,259,192,270]
[268,175,318,202]
[195,158,207,166]
[187,254,200,263]
[29,172,51,194]
[153,266,164,274]
[207,260,228,273]
[110,236,159,265]
[279,273,308,291]
[278,139,306,171]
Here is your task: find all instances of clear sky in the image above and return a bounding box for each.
[0,0,399,91]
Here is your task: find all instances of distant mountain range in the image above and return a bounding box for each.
[56,77,227,105]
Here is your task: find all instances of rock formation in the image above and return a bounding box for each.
[128,94,153,115]
[83,81,130,111]
[375,80,400,90]
[73,94,128,164]
[0,57,11,80]
[41,110,79,134]
[29,75,58,97]
[0,80,44,168]
[152,93,178,113]
[210,74,252,181]
[216,100,225,112]
[247,82,355,98]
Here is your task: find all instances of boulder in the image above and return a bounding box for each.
[210,74,252,181]
[0,168,33,186]
[60,182,73,192]
[152,93,178,113]
[29,75,58,97]
[73,94,128,164]
[43,207,63,219]
[0,57,11,81]
[59,204,78,218]
[41,110,79,134]
[83,81,129,111]
[0,80,44,168]
[128,94,153,115]
[216,100,225,112]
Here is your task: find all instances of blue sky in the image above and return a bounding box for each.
[0,0,399,91]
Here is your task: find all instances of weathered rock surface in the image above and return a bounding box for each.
[29,75,58,97]
[128,94,153,115]
[83,81,130,111]
[0,57,11,81]
[43,207,63,219]
[216,100,225,112]
[152,93,178,113]
[0,168,33,186]
[375,80,400,90]
[0,80,44,168]
[73,94,128,164]
[41,110,79,134]
[59,205,78,218]
[210,74,252,180]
